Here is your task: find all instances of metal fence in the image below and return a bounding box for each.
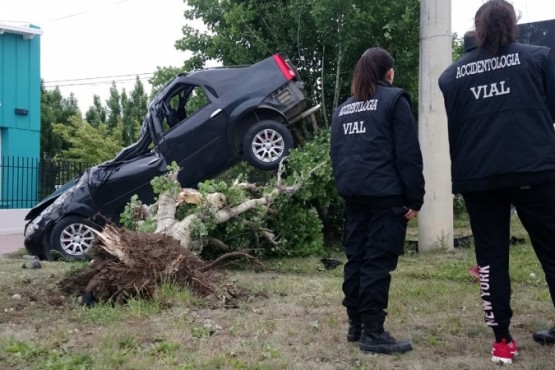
[0,156,91,209]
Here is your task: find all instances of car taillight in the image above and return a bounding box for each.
[273,54,297,81]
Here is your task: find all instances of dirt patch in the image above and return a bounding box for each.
[58,228,242,305]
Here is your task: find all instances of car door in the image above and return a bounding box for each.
[90,152,168,220]
[156,82,233,187]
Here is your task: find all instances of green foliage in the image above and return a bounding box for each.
[106,82,122,131]
[5,339,47,360]
[252,130,338,256]
[189,217,210,240]
[52,115,122,163]
[85,95,108,128]
[199,179,248,207]
[44,351,95,369]
[190,179,251,242]
[212,132,335,257]
[217,161,274,184]
[122,77,149,146]
[42,76,148,164]
[40,83,81,157]
[120,194,157,233]
[5,339,95,369]
[452,33,465,61]
[282,131,335,204]
[279,131,344,248]
[194,168,326,257]
[266,200,324,257]
[150,162,180,195]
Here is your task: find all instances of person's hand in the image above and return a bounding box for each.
[404,208,418,219]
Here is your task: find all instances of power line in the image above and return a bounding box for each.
[44,76,152,88]
[46,0,130,22]
[0,0,131,24]
[44,72,154,84]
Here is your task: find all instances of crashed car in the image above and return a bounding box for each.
[24,53,317,260]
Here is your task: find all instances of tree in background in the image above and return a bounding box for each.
[40,76,149,163]
[106,82,122,132]
[85,95,108,128]
[51,115,123,164]
[452,33,465,60]
[40,83,81,158]
[120,90,132,146]
[121,77,149,146]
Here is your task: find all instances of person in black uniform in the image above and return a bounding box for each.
[439,0,555,364]
[330,47,424,354]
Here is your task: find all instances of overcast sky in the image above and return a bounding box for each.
[1,0,555,111]
[1,0,187,110]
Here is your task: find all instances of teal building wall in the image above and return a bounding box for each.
[0,24,42,208]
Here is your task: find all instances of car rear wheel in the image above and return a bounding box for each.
[50,216,97,260]
[243,120,293,170]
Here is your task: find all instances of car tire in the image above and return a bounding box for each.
[50,216,98,260]
[243,120,293,170]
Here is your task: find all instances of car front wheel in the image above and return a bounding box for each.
[50,216,97,260]
[243,120,293,170]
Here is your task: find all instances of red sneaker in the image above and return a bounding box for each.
[509,339,518,356]
[491,338,518,364]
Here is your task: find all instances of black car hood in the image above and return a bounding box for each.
[25,169,98,236]
[25,178,78,221]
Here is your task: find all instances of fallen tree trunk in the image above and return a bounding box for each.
[160,160,325,250]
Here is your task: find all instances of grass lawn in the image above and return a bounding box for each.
[1,216,553,369]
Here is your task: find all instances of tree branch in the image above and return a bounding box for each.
[199,251,265,272]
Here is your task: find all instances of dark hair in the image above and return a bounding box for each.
[474,0,518,56]
[351,48,394,101]
[463,30,477,53]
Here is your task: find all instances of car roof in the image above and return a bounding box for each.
[155,54,287,101]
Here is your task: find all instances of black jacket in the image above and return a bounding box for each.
[330,83,425,210]
[439,42,555,193]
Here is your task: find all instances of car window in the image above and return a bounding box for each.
[161,84,211,132]
[185,85,210,113]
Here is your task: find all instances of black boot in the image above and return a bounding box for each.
[359,311,412,354]
[533,326,555,345]
[347,309,361,342]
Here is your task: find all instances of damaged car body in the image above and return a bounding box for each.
[24,53,317,260]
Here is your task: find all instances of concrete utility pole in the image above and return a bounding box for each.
[418,0,454,251]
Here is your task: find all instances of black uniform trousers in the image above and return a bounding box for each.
[463,183,555,332]
[342,203,408,316]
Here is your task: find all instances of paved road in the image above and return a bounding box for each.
[0,233,25,256]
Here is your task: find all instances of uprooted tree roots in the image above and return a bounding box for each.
[59,225,263,305]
